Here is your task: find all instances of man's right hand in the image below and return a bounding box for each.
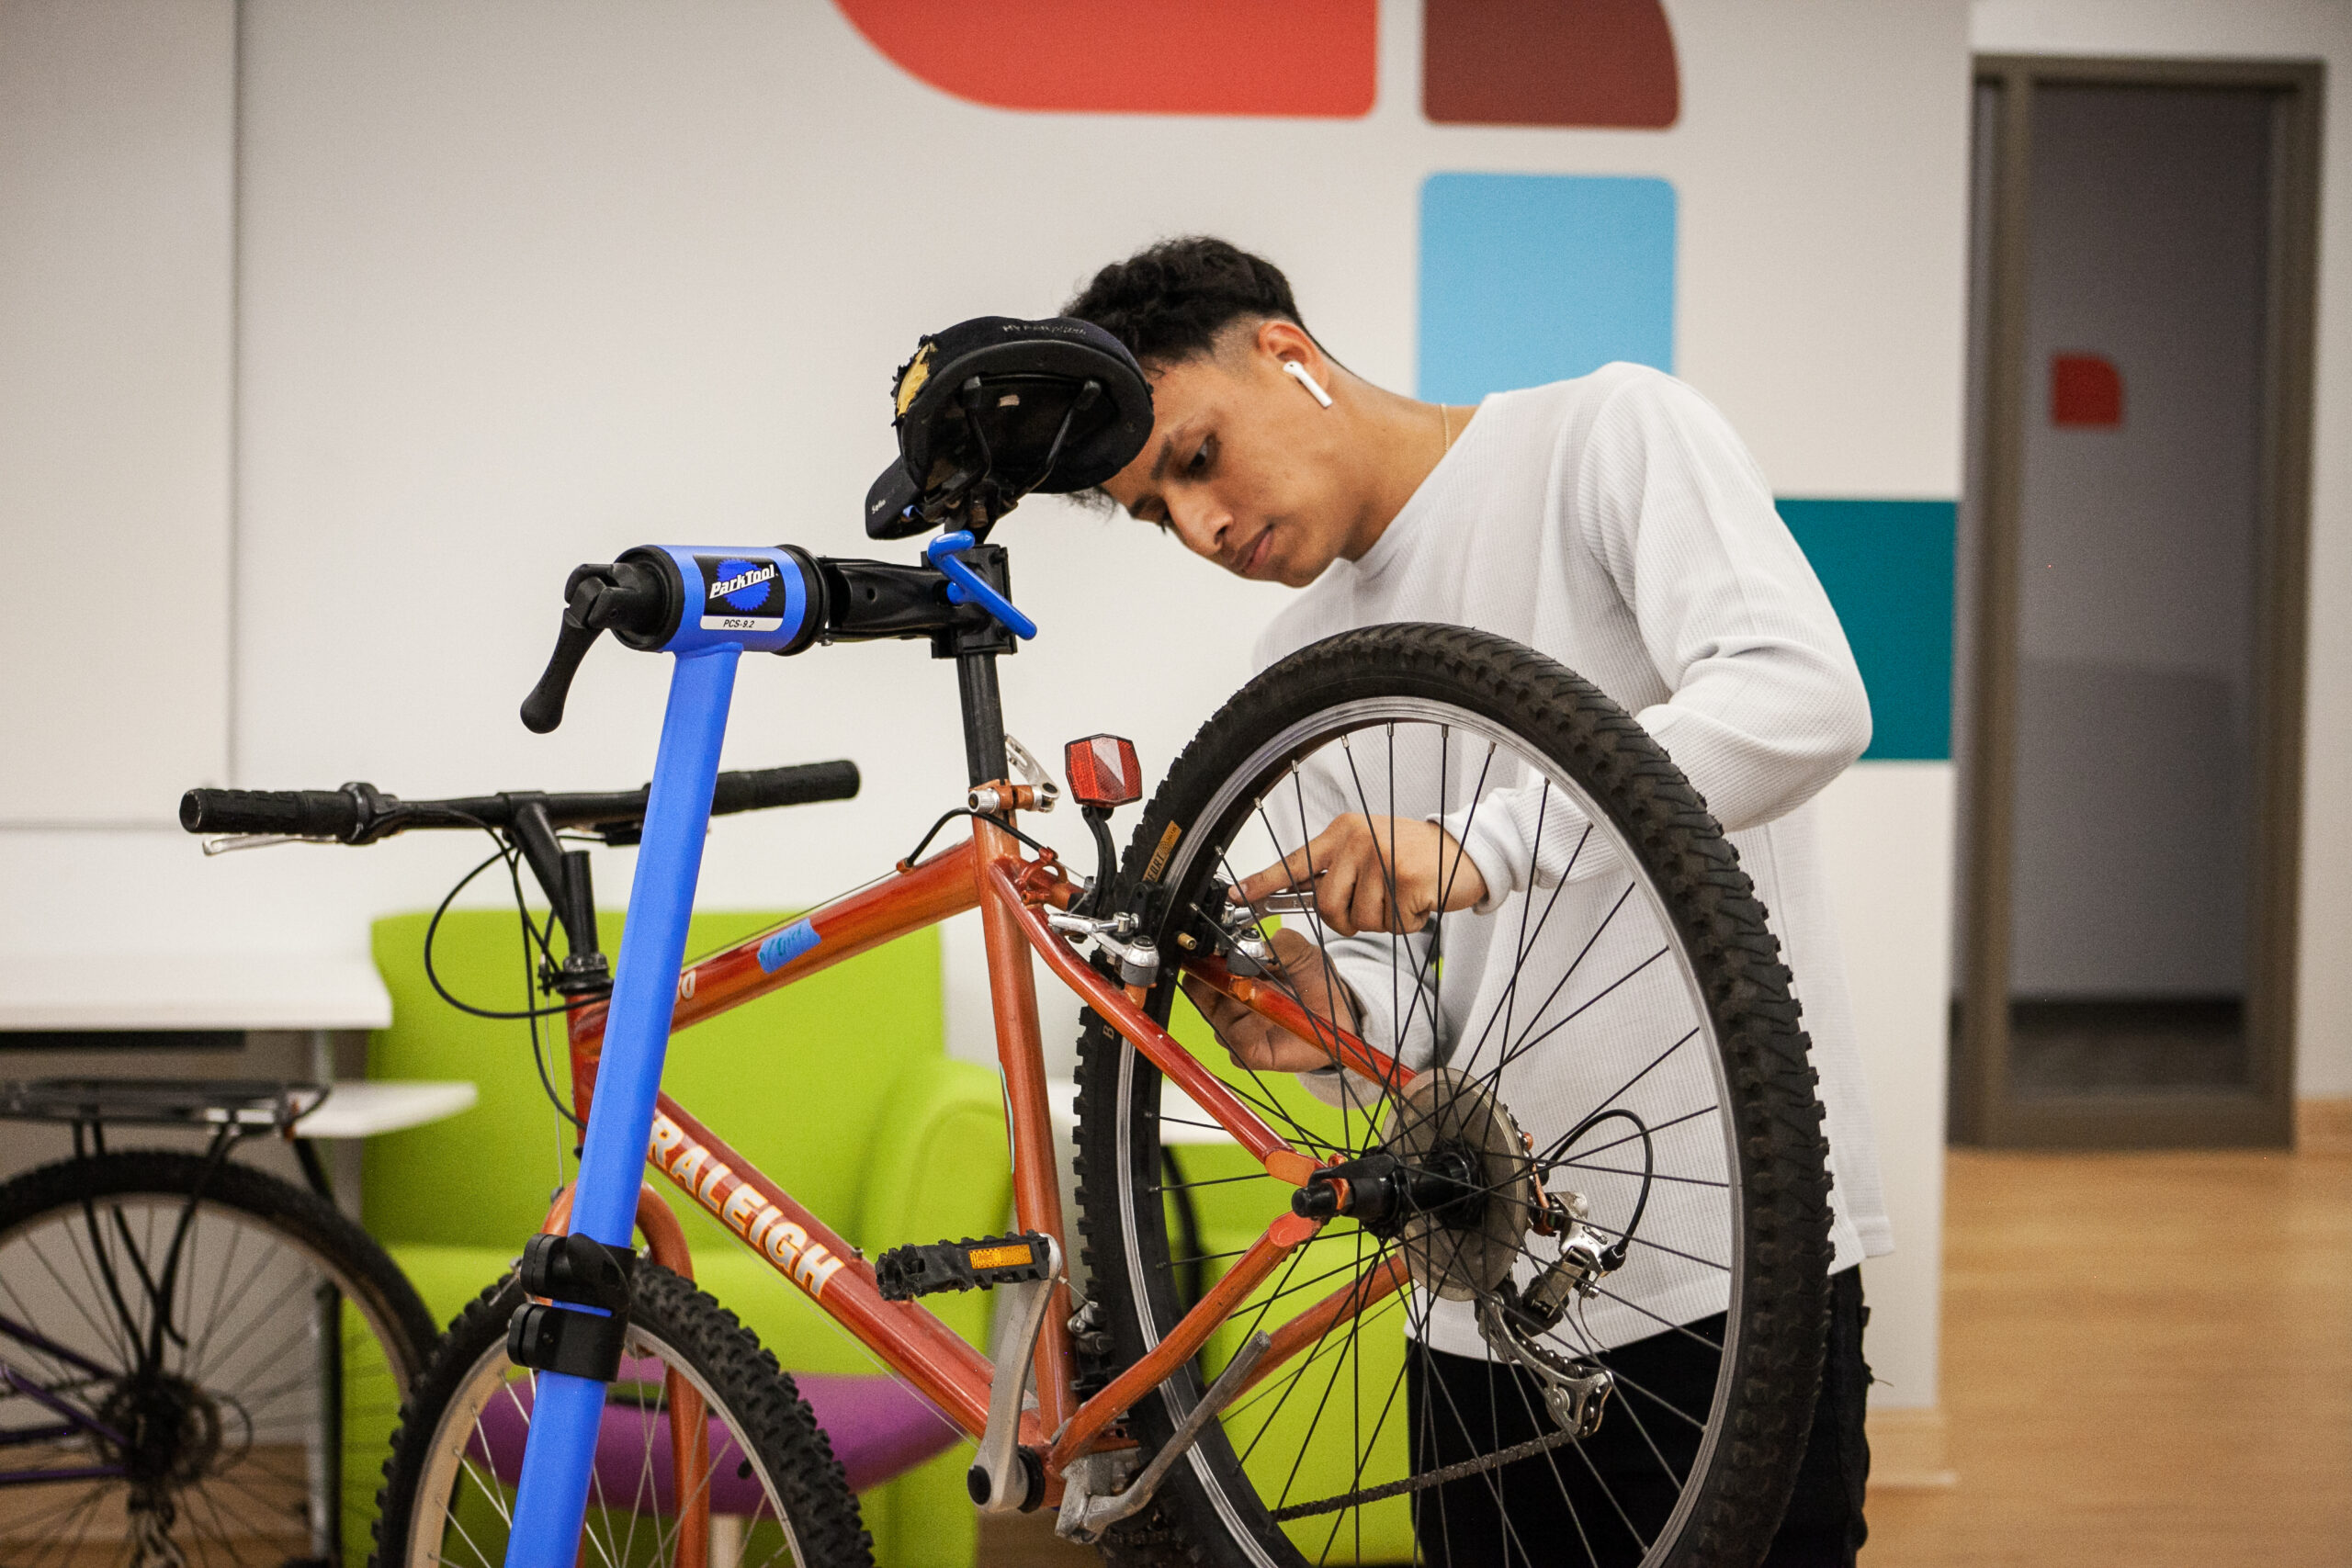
[1182,926,1361,1074]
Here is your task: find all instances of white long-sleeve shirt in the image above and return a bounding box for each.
[1252,362,1890,1354]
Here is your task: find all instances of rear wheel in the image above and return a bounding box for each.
[0,1150,436,1568]
[1072,625,1836,1568]
[371,1266,872,1568]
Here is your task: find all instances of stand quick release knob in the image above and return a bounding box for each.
[519,546,827,732]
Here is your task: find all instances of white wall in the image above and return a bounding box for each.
[0,0,1973,1414]
[0,0,234,825]
[1972,2,2352,1092]
[1818,764,1954,1414]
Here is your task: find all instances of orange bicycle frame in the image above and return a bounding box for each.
[548,800,1409,1502]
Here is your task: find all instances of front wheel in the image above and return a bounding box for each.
[371,1267,873,1568]
[1072,625,1836,1568]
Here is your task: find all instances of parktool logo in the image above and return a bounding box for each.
[696,553,787,634]
[710,560,777,608]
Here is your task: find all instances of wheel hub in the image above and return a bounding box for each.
[1292,1069,1542,1300]
[97,1373,224,1490]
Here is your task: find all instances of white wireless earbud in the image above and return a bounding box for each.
[1283,360,1334,408]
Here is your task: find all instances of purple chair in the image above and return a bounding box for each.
[469,1357,962,1514]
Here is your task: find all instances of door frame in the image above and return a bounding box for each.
[1953,54,2322,1147]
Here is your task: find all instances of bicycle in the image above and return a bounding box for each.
[179,315,1835,1568]
[0,1078,439,1568]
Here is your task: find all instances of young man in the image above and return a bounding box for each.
[1069,237,1885,1565]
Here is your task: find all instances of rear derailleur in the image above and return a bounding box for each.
[1475,1190,1623,1439]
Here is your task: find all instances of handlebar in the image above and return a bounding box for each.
[179,760,860,845]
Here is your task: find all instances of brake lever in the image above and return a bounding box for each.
[199,834,330,857]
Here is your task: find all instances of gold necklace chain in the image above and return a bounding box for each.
[1440,401,1453,457]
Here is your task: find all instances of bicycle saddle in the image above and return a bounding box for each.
[866,315,1152,539]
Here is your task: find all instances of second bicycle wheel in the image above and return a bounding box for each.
[1072,625,1835,1568]
[0,1149,437,1568]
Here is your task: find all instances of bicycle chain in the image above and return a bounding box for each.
[128,1498,189,1568]
[1266,1422,1582,1522]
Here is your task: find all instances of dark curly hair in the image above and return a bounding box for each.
[1064,236,1309,369]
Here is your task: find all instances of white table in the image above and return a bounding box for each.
[0,953,471,1143]
[291,1080,478,1137]
[0,953,392,1032]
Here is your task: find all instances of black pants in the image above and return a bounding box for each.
[1408,1267,1871,1567]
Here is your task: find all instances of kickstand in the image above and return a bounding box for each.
[1057,1331,1272,1544]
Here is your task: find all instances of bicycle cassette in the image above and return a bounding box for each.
[1379,1068,1543,1301]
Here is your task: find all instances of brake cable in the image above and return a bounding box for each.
[421,837,582,1129]
[1538,1106,1655,1268]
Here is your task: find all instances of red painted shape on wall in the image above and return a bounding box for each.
[1423,0,1679,128]
[833,1,1376,118]
[2051,354,2123,427]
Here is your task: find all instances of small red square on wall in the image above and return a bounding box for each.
[2052,354,2123,427]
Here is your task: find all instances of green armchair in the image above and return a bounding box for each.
[361,908,1011,1568]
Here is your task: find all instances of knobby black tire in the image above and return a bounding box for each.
[371,1265,873,1568]
[1070,624,1836,1568]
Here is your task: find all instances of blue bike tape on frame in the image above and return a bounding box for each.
[643,545,819,657]
[757,918,821,974]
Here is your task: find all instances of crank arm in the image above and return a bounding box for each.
[969,1235,1063,1513]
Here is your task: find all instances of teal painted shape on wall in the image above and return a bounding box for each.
[1418,173,1676,401]
[1777,499,1957,761]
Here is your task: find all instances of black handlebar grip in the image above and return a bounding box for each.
[180,787,360,840]
[709,761,861,817]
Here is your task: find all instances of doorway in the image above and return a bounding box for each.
[1953,57,2320,1147]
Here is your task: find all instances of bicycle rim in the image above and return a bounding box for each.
[397,1312,812,1568]
[1076,635,1829,1568]
[0,1181,421,1568]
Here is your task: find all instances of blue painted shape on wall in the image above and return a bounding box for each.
[1777,499,1957,761]
[1418,173,1677,402]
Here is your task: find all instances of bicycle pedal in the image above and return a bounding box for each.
[876,1232,1054,1301]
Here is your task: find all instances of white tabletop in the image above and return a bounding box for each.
[293,1080,478,1138]
[0,953,393,1032]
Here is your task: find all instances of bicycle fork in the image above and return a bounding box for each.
[502,643,741,1566]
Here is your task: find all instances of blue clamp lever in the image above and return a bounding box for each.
[926,531,1037,640]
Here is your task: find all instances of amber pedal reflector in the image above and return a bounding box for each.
[967,1243,1034,1269]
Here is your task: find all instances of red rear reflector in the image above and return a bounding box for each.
[1066,734,1142,809]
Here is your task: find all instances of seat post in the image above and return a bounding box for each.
[956,650,1006,787]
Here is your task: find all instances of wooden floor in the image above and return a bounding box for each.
[1868,1143,2352,1567]
[985,1139,2352,1566]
